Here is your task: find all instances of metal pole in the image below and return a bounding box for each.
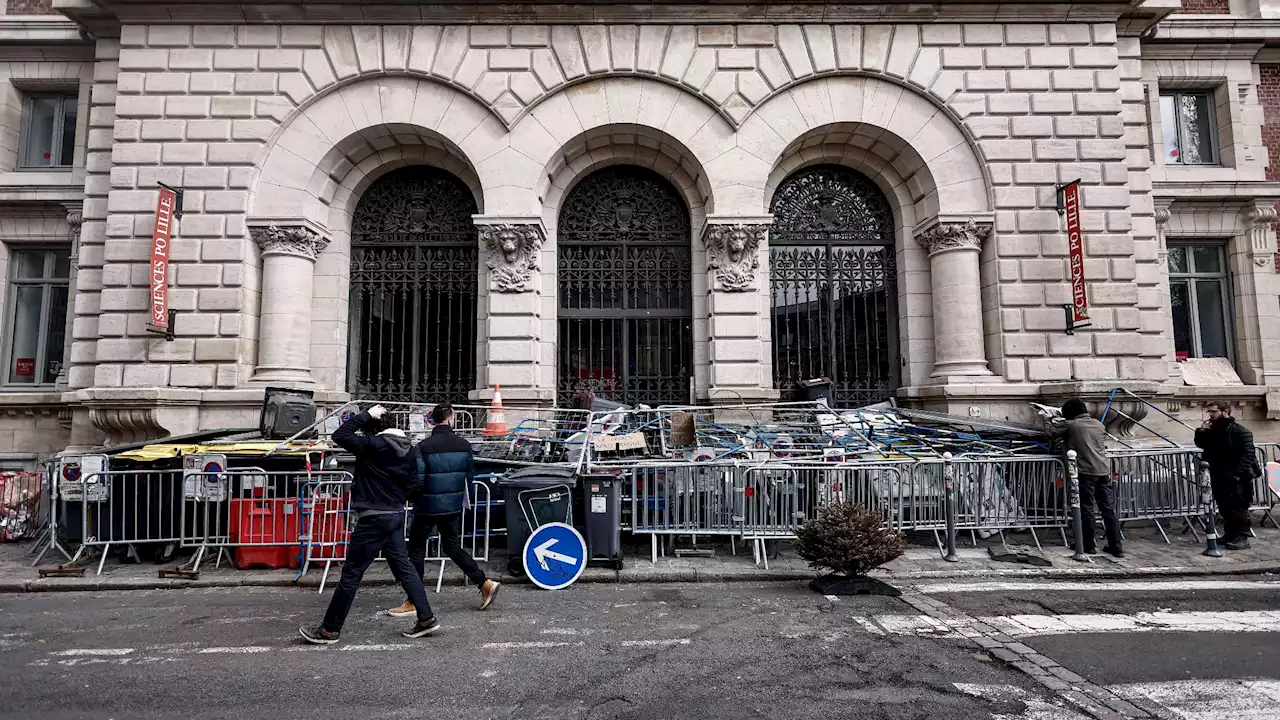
[1198,460,1224,558]
[1067,450,1088,562]
[942,452,959,563]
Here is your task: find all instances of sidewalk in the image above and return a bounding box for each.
[3,522,1278,593]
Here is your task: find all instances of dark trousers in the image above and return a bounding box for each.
[322,512,432,632]
[408,511,487,589]
[1078,473,1122,553]
[1211,474,1254,541]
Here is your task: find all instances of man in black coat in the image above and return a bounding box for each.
[300,405,439,644]
[1194,401,1260,550]
[387,403,500,617]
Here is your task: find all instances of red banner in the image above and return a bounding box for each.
[1063,181,1089,324]
[148,187,177,330]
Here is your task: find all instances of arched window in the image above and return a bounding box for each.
[557,166,693,406]
[348,166,478,403]
[769,165,898,406]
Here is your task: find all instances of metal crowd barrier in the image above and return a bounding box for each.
[65,470,185,575]
[1255,443,1279,528]
[1107,448,1202,543]
[297,478,493,593]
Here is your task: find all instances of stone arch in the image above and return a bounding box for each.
[250,75,502,227]
[503,77,730,397]
[509,76,732,214]
[249,76,503,395]
[745,76,995,387]
[730,75,991,218]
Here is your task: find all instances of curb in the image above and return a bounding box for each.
[3,561,1277,594]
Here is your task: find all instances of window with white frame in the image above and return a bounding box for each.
[19,93,78,169]
[1160,90,1217,166]
[1168,244,1233,362]
[2,249,70,387]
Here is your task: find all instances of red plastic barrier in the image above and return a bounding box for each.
[228,498,300,569]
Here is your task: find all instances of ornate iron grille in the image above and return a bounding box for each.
[348,166,478,403]
[769,165,898,406]
[557,166,693,407]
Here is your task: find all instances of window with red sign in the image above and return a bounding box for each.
[4,249,70,387]
[1159,90,1218,166]
[20,92,78,169]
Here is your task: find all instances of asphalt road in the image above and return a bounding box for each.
[0,578,1277,720]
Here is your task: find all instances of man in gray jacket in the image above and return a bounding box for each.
[1054,399,1122,558]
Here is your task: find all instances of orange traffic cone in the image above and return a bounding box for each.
[484,384,509,436]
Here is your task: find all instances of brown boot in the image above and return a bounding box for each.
[479,579,501,610]
[386,600,416,617]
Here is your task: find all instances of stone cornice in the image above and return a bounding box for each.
[1152,180,1280,204]
[61,1,1133,25]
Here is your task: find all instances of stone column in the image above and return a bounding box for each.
[474,216,550,404]
[703,216,778,404]
[56,202,83,390]
[915,218,994,380]
[248,220,330,385]
[1152,200,1181,385]
[1232,202,1280,386]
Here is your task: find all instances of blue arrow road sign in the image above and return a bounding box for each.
[522,522,586,590]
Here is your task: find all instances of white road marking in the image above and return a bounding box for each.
[915,580,1280,594]
[1112,680,1280,720]
[855,610,1280,639]
[340,644,413,652]
[196,646,272,654]
[51,648,135,657]
[619,639,691,647]
[480,641,579,649]
[849,616,886,636]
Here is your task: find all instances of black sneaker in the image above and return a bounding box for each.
[1224,538,1251,550]
[299,625,340,645]
[1101,546,1124,559]
[402,617,441,638]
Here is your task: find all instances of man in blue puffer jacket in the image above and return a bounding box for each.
[387,403,501,617]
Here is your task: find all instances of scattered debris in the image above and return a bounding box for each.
[987,545,1052,567]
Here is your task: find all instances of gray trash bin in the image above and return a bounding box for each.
[496,465,576,576]
[581,472,623,570]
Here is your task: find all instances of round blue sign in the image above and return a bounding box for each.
[522,522,587,591]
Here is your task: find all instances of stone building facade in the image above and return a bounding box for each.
[0,0,1277,466]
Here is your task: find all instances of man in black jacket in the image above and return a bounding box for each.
[1194,401,1259,550]
[300,405,439,644]
[387,403,500,617]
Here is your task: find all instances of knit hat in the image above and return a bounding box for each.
[1060,398,1089,420]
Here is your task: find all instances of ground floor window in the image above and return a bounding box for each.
[1168,244,1232,361]
[3,248,70,386]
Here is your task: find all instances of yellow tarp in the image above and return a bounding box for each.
[114,441,331,462]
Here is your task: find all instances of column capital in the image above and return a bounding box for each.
[702,215,771,292]
[248,218,330,260]
[914,217,991,256]
[473,215,545,294]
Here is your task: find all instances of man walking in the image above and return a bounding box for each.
[388,403,500,617]
[1195,401,1259,550]
[300,405,439,644]
[1055,399,1123,558]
